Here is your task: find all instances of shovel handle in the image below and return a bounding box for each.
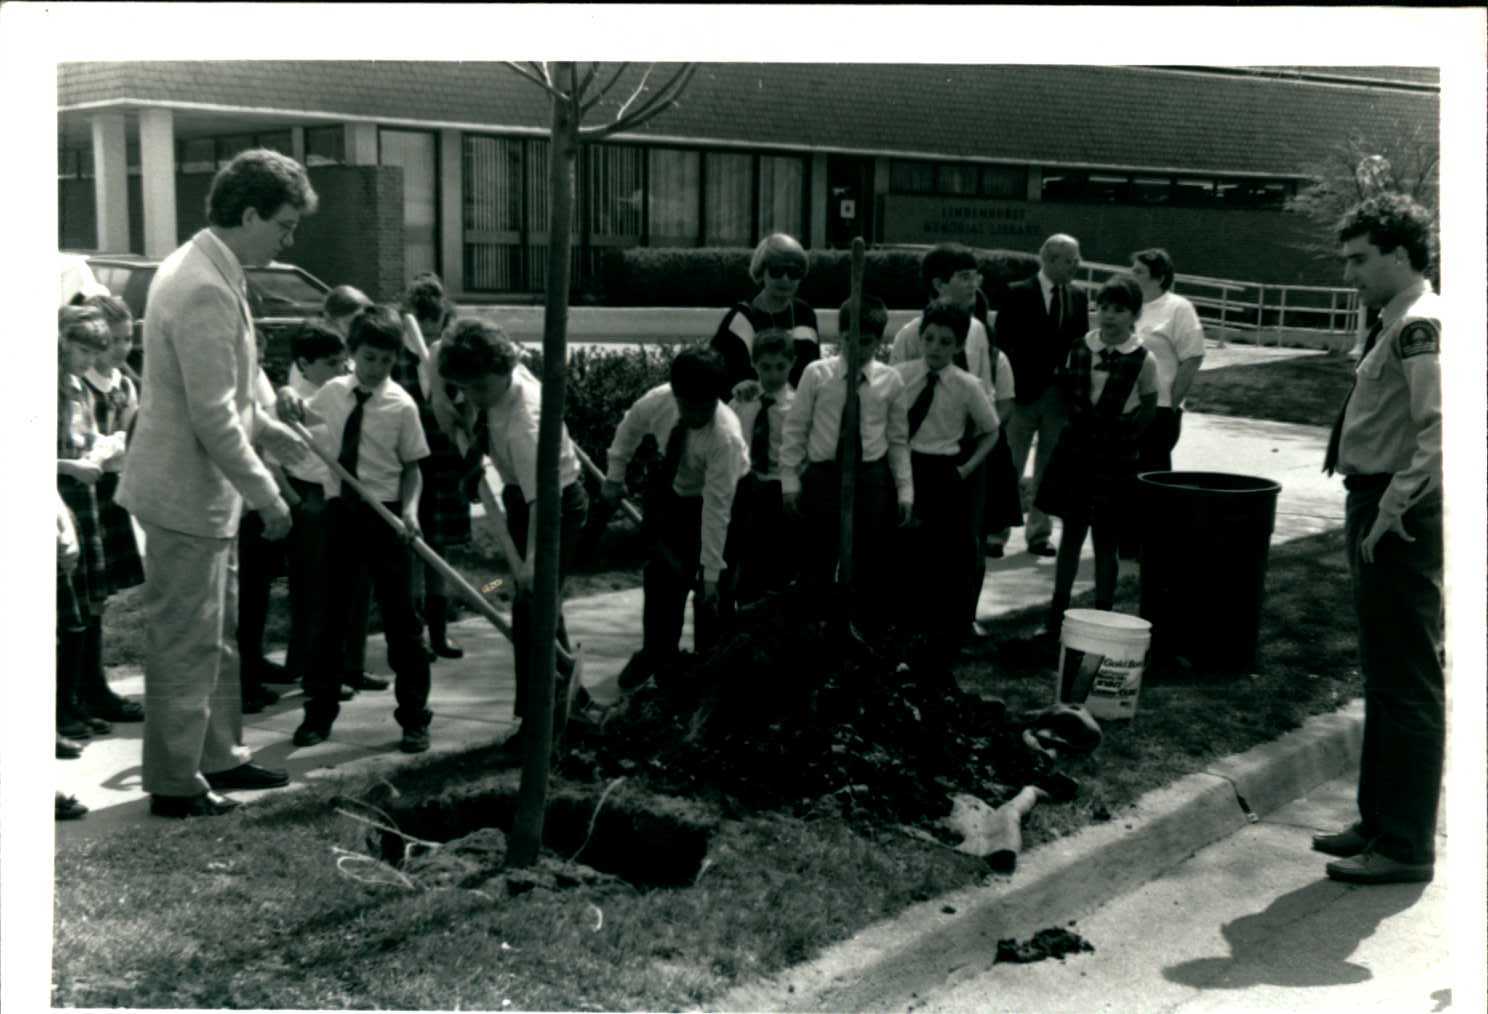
[572,443,644,526]
[286,418,518,643]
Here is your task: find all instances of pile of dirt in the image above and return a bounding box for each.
[994,926,1096,964]
[561,590,1072,835]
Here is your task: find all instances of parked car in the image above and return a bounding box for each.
[85,253,330,385]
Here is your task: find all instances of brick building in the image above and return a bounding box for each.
[57,61,1439,301]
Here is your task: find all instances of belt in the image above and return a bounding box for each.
[1343,473,1392,491]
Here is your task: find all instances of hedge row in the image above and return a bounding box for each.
[598,246,1042,310]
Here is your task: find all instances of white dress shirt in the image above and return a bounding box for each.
[890,314,996,394]
[728,383,796,480]
[308,374,430,503]
[779,354,913,505]
[1135,291,1206,408]
[280,370,334,490]
[483,363,582,503]
[895,360,1000,456]
[605,383,750,582]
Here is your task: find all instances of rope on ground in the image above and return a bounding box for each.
[331,846,418,891]
[568,776,626,864]
[335,805,442,866]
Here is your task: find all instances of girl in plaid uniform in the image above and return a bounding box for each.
[395,274,475,659]
[56,306,124,740]
[1036,276,1158,638]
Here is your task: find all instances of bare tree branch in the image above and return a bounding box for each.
[534,62,554,89]
[612,64,655,123]
[575,62,599,104]
[580,64,697,140]
[579,62,631,115]
[504,61,566,101]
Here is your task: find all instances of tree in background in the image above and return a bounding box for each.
[501,61,695,868]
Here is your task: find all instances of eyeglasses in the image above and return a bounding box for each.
[766,264,804,281]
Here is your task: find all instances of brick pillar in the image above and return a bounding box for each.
[138,108,178,258]
[439,128,463,296]
[91,112,130,252]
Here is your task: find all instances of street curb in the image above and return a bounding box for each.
[714,700,1364,1013]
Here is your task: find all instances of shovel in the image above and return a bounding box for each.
[286,420,584,725]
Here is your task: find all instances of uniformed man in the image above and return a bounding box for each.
[1312,193,1443,885]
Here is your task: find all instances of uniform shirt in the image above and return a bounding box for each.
[1136,291,1206,407]
[779,354,913,505]
[991,347,1016,404]
[894,360,1000,456]
[280,370,334,490]
[1079,332,1160,413]
[308,374,430,503]
[890,314,996,394]
[1337,279,1441,522]
[728,382,796,481]
[483,363,582,504]
[604,383,750,583]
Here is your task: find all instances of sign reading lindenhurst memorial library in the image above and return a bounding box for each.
[880,194,1046,245]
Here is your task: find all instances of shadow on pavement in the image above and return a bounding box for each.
[1162,878,1430,990]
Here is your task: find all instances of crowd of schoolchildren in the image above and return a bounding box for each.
[56,233,1183,819]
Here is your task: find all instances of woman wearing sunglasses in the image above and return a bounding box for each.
[710,232,820,398]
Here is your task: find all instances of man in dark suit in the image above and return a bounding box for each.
[992,233,1088,556]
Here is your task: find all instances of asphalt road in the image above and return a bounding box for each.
[913,774,1451,1014]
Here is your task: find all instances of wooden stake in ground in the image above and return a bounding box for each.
[502,60,696,869]
[836,237,867,635]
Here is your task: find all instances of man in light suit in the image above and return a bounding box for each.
[118,149,317,818]
[993,234,1089,557]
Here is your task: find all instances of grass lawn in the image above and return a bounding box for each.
[57,529,1361,1011]
[1185,351,1356,428]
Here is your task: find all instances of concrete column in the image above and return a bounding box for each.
[1026,166,1043,202]
[289,126,306,163]
[91,112,130,252]
[138,108,178,257]
[346,122,379,166]
[872,157,891,243]
[809,151,828,249]
[439,128,464,295]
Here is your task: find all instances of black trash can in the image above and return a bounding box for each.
[1137,471,1282,675]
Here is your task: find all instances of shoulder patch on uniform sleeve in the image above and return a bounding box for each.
[1396,318,1440,359]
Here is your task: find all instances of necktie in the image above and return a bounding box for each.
[953,348,969,372]
[1094,347,1120,371]
[1323,317,1385,475]
[661,417,689,488]
[1050,285,1065,332]
[750,395,774,474]
[338,387,373,479]
[908,370,939,439]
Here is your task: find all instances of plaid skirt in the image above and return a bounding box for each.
[981,433,1025,533]
[95,472,145,592]
[57,560,86,633]
[1033,423,1139,527]
[58,475,107,618]
[416,418,473,549]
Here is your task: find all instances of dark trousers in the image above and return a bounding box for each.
[640,489,722,663]
[1137,407,1183,475]
[908,452,977,668]
[236,509,283,700]
[964,457,989,629]
[306,498,432,731]
[799,457,895,627]
[1347,484,1444,864]
[504,481,589,719]
[723,473,798,608]
[283,475,362,685]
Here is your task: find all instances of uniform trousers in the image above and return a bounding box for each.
[723,473,799,608]
[799,456,895,628]
[908,451,977,669]
[1006,386,1068,547]
[1346,481,1444,865]
[305,498,432,731]
[138,521,251,797]
[504,480,588,719]
[639,489,723,664]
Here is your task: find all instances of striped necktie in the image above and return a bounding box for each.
[1323,317,1385,475]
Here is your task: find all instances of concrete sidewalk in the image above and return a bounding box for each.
[55,409,1340,842]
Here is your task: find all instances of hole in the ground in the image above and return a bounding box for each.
[379,783,715,889]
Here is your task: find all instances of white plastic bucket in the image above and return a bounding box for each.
[1055,609,1152,721]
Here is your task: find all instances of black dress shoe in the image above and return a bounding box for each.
[1027,542,1058,558]
[56,735,85,759]
[254,659,298,685]
[87,696,145,723]
[58,717,94,740]
[986,544,1005,559]
[616,652,654,691]
[344,672,390,692]
[1312,824,1372,858]
[82,714,113,735]
[55,793,89,820]
[241,685,281,714]
[204,762,290,792]
[431,637,465,660]
[292,721,331,748]
[150,791,241,819]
